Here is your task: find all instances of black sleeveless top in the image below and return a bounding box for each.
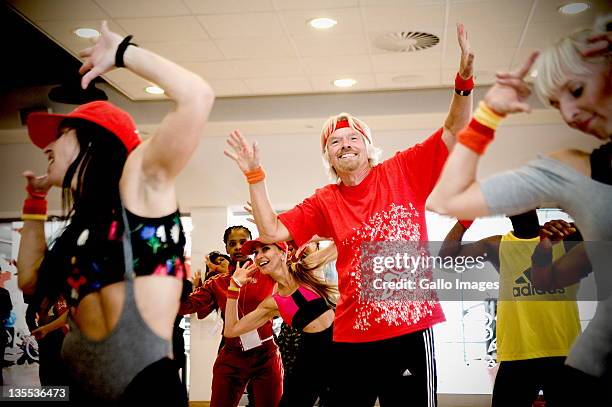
[590,141,612,185]
[40,209,187,307]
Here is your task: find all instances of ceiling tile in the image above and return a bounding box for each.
[371,49,441,72]
[244,77,313,94]
[273,0,359,11]
[360,0,444,4]
[292,33,369,57]
[214,37,296,59]
[141,41,225,62]
[181,61,241,79]
[197,13,284,39]
[362,3,445,31]
[448,0,533,28]
[375,70,440,89]
[443,45,514,70]
[301,55,373,75]
[444,24,524,53]
[522,21,595,49]
[310,73,376,92]
[113,78,168,100]
[8,0,108,21]
[232,58,304,78]
[279,8,364,36]
[530,0,609,24]
[183,0,275,14]
[115,16,209,42]
[95,0,190,18]
[140,41,225,62]
[206,79,251,96]
[36,20,127,51]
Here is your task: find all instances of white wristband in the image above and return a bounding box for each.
[231,275,243,288]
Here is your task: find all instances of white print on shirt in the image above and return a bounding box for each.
[341,203,439,331]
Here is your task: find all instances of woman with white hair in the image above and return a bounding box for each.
[427,15,611,406]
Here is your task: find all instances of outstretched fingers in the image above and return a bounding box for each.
[512,51,540,79]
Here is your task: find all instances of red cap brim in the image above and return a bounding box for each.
[26,112,73,149]
[241,239,288,256]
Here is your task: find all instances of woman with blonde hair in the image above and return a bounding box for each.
[225,239,337,407]
[427,15,611,406]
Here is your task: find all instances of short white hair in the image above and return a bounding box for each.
[534,13,611,106]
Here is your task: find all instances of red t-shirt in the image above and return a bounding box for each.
[279,128,448,343]
[179,270,277,346]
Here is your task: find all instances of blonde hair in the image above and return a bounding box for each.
[534,14,611,106]
[288,244,338,306]
[320,112,383,183]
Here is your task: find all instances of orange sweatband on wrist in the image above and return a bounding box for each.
[244,167,266,184]
[226,289,239,300]
[458,101,506,155]
[22,198,48,221]
[457,119,495,155]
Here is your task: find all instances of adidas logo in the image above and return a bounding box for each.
[402,369,413,377]
[513,269,566,297]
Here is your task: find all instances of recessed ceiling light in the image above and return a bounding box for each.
[308,17,337,30]
[558,2,590,15]
[333,78,357,88]
[145,85,165,95]
[74,27,100,38]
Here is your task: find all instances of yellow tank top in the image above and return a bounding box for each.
[497,232,581,361]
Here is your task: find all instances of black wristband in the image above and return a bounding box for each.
[455,88,472,96]
[115,35,138,68]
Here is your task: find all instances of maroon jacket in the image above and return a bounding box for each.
[179,269,276,346]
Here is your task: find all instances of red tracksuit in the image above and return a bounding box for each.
[179,270,283,407]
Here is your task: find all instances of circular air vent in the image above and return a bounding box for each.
[373,31,439,52]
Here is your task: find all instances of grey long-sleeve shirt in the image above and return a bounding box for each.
[481,155,612,377]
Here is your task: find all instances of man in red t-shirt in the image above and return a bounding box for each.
[224,25,475,407]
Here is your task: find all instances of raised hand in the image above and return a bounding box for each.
[457,23,474,79]
[78,21,123,89]
[580,31,612,57]
[233,261,258,286]
[22,171,51,198]
[484,51,540,115]
[243,201,255,224]
[224,130,261,173]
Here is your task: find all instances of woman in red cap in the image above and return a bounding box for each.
[225,238,337,407]
[17,21,214,405]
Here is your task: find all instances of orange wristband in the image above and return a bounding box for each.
[245,167,266,184]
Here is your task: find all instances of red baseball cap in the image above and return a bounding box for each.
[241,238,288,256]
[26,101,141,152]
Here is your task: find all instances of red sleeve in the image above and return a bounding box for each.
[278,190,331,248]
[392,127,448,202]
[178,280,218,319]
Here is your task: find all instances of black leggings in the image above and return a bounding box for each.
[280,325,334,407]
[65,357,187,407]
